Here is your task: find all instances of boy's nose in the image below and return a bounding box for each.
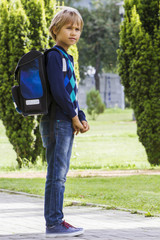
[71,29,76,35]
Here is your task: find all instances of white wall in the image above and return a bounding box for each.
[78,73,125,109]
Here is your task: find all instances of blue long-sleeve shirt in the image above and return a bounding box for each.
[46,45,86,122]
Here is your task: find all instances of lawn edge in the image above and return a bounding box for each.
[0,188,159,218]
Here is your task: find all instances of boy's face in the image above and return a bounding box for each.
[53,22,81,51]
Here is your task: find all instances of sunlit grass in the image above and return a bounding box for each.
[0,108,152,171]
[71,108,149,170]
[1,175,160,215]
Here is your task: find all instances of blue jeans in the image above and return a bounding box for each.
[40,115,74,227]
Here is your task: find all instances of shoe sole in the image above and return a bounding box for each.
[46,229,84,238]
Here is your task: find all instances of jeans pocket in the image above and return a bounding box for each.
[39,115,50,148]
[56,120,74,132]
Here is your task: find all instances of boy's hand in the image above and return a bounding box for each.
[80,121,90,133]
[72,115,84,135]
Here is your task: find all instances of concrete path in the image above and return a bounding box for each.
[0,192,160,240]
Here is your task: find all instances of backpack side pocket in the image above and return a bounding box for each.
[12,85,22,114]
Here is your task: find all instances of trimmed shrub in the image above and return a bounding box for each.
[117,0,160,165]
[86,89,105,120]
[0,0,82,167]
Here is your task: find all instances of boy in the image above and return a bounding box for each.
[39,7,89,237]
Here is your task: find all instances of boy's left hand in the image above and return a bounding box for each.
[80,121,90,133]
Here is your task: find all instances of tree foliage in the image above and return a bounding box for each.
[21,0,50,164]
[21,0,48,51]
[0,0,81,167]
[0,0,9,120]
[77,1,120,91]
[117,0,160,165]
[0,0,36,167]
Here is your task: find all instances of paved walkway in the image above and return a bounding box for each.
[0,192,160,239]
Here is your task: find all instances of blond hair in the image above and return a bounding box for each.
[49,7,84,41]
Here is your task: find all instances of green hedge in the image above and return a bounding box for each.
[117,0,160,165]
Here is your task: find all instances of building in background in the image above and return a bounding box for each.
[78,74,125,109]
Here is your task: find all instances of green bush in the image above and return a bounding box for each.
[0,0,81,167]
[86,89,105,120]
[117,0,160,165]
[0,0,36,168]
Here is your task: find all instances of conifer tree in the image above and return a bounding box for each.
[21,0,48,51]
[118,0,160,165]
[0,0,82,167]
[45,0,60,47]
[0,0,39,167]
[45,0,58,28]
[0,0,9,120]
[21,0,50,162]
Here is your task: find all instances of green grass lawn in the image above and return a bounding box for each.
[1,175,160,215]
[71,108,149,170]
[1,109,159,216]
[0,120,17,170]
[0,108,151,171]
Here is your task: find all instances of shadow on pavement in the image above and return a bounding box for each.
[1,227,160,240]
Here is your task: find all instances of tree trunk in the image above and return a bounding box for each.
[94,70,100,91]
[94,56,101,91]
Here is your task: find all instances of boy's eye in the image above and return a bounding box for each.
[66,26,80,31]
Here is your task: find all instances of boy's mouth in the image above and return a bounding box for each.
[69,38,76,40]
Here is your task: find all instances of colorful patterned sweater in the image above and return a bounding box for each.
[46,45,86,122]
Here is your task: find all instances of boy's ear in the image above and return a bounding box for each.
[52,26,57,35]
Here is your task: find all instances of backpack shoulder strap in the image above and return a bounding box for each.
[44,47,67,73]
[54,47,74,73]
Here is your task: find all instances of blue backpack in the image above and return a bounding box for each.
[12,47,67,116]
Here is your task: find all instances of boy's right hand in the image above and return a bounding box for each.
[72,115,84,135]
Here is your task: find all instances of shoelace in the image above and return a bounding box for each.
[61,220,75,229]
